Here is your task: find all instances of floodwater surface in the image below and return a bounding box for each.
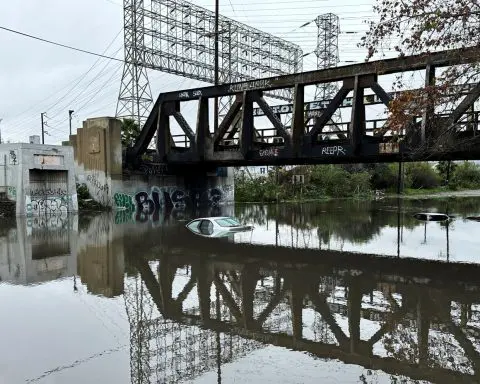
[1,197,480,383]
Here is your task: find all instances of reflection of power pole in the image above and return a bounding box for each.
[422,222,427,244]
[396,197,401,257]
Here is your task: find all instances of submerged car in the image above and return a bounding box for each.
[413,212,451,222]
[186,217,253,238]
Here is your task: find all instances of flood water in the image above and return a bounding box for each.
[1,197,480,383]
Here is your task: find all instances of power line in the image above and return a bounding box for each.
[0,25,124,63]
[6,32,124,131]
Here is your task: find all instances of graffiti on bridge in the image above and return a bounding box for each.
[114,185,233,224]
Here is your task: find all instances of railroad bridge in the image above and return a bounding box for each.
[126,46,480,169]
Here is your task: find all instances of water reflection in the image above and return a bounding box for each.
[233,198,480,263]
[0,215,77,284]
[1,197,480,383]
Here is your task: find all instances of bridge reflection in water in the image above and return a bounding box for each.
[123,221,480,384]
[2,199,480,383]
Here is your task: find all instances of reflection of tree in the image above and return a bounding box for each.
[383,323,418,363]
[235,198,480,246]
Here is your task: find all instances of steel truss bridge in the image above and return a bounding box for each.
[123,226,480,383]
[125,46,480,168]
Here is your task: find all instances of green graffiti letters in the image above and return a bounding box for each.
[114,192,135,212]
[7,186,16,199]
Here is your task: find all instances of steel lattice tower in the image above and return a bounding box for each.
[116,0,302,134]
[314,14,340,101]
[116,0,154,128]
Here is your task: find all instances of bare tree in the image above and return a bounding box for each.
[360,0,480,155]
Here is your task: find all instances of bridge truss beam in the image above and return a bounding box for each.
[116,0,303,129]
[126,46,480,168]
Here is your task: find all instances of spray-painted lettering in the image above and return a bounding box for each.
[28,188,67,197]
[259,148,279,157]
[321,146,346,156]
[113,186,233,224]
[229,79,271,93]
[86,174,109,196]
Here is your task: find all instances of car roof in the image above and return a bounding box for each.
[190,216,234,221]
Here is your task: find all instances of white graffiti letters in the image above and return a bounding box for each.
[321,146,346,156]
[229,79,271,93]
[259,148,279,157]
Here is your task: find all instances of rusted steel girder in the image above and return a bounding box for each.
[126,46,480,167]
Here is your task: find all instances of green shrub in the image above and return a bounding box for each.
[451,161,480,189]
[404,162,440,189]
[76,183,90,200]
[370,164,397,190]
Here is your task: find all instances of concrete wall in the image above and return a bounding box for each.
[70,117,235,215]
[0,144,78,216]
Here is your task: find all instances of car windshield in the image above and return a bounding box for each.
[215,218,242,227]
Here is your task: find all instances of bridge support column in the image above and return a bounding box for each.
[290,279,304,340]
[417,294,430,366]
[347,279,363,353]
[69,117,122,207]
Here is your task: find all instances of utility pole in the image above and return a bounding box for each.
[214,0,219,134]
[68,110,74,136]
[41,113,46,144]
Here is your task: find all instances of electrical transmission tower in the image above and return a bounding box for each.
[116,0,154,128]
[116,0,302,135]
[313,13,341,137]
[314,13,340,102]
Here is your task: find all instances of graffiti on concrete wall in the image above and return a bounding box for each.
[7,186,16,200]
[85,172,110,205]
[113,184,234,224]
[25,196,71,217]
[26,187,67,197]
[86,174,109,196]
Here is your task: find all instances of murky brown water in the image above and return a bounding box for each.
[1,197,480,383]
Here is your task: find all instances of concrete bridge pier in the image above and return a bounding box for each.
[69,117,234,221]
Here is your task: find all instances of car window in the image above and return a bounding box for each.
[215,218,242,227]
[186,220,201,233]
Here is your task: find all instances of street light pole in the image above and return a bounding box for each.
[214,0,219,134]
[68,110,74,137]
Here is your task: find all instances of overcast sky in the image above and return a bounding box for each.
[0,0,375,144]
